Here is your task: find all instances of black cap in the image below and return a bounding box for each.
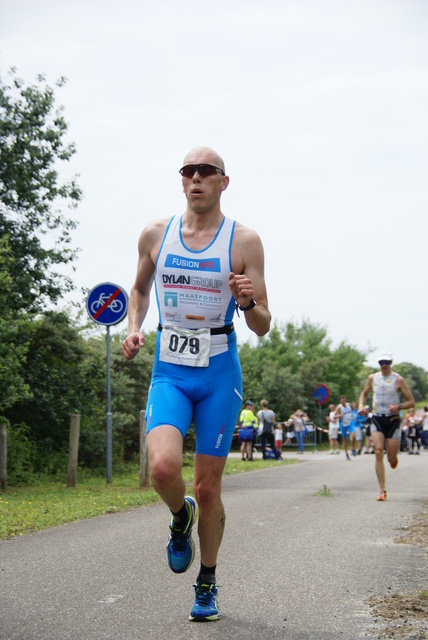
[244,400,254,406]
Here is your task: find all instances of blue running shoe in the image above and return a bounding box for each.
[167,496,198,574]
[189,581,220,622]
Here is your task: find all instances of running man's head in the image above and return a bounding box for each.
[378,351,393,375]
[340,395,347,406]
[180,146,229,215]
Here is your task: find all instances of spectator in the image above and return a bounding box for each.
[421,405,428,449]
[350,402,359,456]
[326,404,340,454]
[335,395,353,461]
[363,407,374,454]
[238,401,258,461]
[283,420,294,447]
[354,406,365,455]
[290,409,310,454]
[406,408,422,455]
[257,399,282,460]
[274,423,283,453]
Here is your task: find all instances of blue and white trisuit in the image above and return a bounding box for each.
[145,214,243,456]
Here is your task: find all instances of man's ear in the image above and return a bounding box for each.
[221,176,230,192]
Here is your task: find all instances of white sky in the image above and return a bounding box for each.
[1,0,427,369]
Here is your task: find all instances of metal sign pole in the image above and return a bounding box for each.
[106,325,112,483]
[86,282,128,484]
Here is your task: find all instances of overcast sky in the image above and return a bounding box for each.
[1,0,427,369]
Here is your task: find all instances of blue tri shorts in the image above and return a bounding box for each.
[340,424,352,439]
[145,334,243,457]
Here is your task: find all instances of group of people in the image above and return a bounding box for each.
[327,398,367,459]
[238,403,311,458]
[237,399,283,461]
[401,406,428,453]
[120,145,421,622]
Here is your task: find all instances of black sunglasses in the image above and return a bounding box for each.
[179,164,225,178]
[379,360,392,366]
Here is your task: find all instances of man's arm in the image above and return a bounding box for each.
[229,225,271,336]
[392,376,415,413]
[121,220,166,361]
[358,375,374,413]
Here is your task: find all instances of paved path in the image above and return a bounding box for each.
[1,450,427,640]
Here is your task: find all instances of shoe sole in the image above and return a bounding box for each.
[189,613,220,622]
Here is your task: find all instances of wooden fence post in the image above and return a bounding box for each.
[139,410,150,488]
[0,424,7,491]
[67,414,81,488]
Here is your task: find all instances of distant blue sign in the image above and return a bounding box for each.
[86,282,128,326]
[312,384,330,405]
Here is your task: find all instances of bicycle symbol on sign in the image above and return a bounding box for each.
[90,292,124,315]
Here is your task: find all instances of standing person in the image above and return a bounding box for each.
[326,404,340,454]
[283,419,294,447]
[358,352,415,501]
[238,401,258,461]
[258,399,282,460]
[405,408,422,455]
[421,405,428,449]
[350,402,359,456]
[290,409,310,454]
[274,422,284,453]
[354,409,365,455]
[121,146,271,622]
[335,396,353,461]
[363,407,374,454]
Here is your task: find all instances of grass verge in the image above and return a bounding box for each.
[0,456,296,540]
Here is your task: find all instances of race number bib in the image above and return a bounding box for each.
[159,326,210,367]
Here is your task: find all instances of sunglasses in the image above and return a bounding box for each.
[379,360,392,366]
[179,164,225,178]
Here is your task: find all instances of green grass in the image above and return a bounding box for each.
[315,484,333,497]
[0,456,296,540]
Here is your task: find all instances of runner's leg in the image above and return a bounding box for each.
[147,425,186,513]
[372,431,386,490]
[386,437,399,467]
[193,454,227,568]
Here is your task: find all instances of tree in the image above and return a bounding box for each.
[0,237,30,419]
[394,362,428,403]
[5,312,106,474]
[0,68,82,314]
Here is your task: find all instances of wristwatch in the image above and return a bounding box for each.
[236,299,256,312]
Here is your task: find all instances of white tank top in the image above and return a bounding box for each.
[373,371,400,415]
[154,215,236,356]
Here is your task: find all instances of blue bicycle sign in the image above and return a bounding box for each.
[86,282,128,326]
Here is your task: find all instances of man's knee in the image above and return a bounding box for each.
[150,454,182,489]
[194,479,222,510]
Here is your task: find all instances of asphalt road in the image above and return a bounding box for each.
[1,450,427,640]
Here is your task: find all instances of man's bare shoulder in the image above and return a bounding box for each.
[366,373,376,387]
[140,217,171,241]
[232,221,262,243]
